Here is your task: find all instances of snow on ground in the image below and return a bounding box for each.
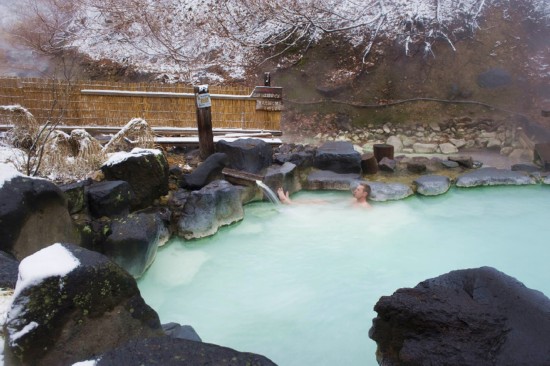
[0,162,23,189]
[0,289,14,366]
[72,360,99,366]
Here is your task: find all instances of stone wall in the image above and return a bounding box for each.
[313,117,534,160]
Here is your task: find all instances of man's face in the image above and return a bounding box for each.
[353,185,366,199]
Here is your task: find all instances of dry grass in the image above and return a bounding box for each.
[102,118,155,154]
[0,105,39,149]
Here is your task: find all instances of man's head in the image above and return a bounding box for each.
[353,183,371,201]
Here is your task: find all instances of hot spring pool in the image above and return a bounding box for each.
[138,185,550,365]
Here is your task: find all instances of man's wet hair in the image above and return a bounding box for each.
[356,182,371,195]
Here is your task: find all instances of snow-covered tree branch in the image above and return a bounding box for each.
[6,0,549,82]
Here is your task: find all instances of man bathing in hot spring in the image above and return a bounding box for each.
[277,183,372,208]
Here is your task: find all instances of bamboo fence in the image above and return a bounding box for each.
[0,77,281,131]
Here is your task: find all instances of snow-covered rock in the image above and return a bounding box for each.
[102,148,169,210]
[3,243,163,366]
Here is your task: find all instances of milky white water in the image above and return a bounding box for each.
[138,185,550,365]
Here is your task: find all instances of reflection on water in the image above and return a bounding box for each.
[139,186,550,366]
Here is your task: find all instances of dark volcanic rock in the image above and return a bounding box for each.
[273,144,316,168]
[364,181,414,201]
[0,170,79,260]
[369,267,550,366]
[448,155,474,168]
[456,167,536,187]
[216,138,273,174]
[305,170,361,190]
[406,161,427,174]
[86,180,134,218]
[59,179,93,215]
[162,322,202,342]
[178,152,227,190]
[264,162,299,195]
[274,151,315,168]
[378,157,396,172]
[511,163,541,173]
[101,148,169,209]
[103,210,170,278]
[313,141,361,174]
[4,243,163,366]
[94,336,277,366]
[441,160,460,169]
[0,250,18,289]
[176,180,244,239]
[413,175,451,196]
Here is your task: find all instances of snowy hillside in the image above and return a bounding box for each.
[6,0,550,82]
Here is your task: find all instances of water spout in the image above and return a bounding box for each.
[256,180,280,205]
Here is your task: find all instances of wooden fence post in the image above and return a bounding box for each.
[194,85,215,159]
[373,143,394,162]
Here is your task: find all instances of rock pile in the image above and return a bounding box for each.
[314,117,534,160]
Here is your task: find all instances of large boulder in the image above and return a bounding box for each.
[92,336,277,366]
[176,180,244,240]
[178,152,228,190]
[0,250,18,289]
[439,142,459,154]
[448,155,474,168]
[273,144,315,168]
[0,164,79,260]
[456,167,536,187]
[86,180,134,218]
[379,157,397,172]
[369,267,550,366]
[305,170,361,190]
[162,322,202,342]
[59,179,93,215]
[3,243,163,366]
[413,175,451,196]
[313,141,361,174]
[216,138,273,174]
[263,162,299,195]
[101,148,169,209]
[364,181,414,201]
[102,209,171,278]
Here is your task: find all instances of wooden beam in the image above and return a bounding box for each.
[80,89,253,100]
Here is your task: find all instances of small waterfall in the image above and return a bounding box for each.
[256,180,280,205]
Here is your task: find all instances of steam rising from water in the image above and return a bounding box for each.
[0,0,52,77]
